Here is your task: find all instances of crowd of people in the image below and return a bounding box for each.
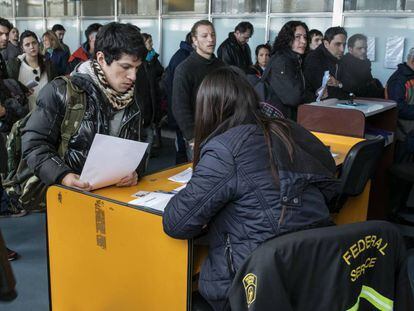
[0,16,414,309]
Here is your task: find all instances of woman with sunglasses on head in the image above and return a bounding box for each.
[7,30,57,111]
[163,67,338,310]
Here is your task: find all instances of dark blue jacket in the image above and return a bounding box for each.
[163,41,193,128]
[45,48,69,76]
[163,121,338,305]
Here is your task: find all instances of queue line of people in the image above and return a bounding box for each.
[0,16,414,310]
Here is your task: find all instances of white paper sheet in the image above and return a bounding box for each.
[129,192,174,212]
[367,37,376,61]
[168,167,193,183]
[80,134,148,190]
[384,36,404,69]
[316,71,330,102]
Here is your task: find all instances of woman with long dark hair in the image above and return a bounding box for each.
[7,30,57,111]
[265,20,308,120]
[163,67,338,310]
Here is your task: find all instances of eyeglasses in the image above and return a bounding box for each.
[32,69,40,82]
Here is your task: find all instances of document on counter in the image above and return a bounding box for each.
[129,192,174,212]
[316,71,330,102]
[80,134,148,190]
[168,167,193,184]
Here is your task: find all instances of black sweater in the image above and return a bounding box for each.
[172,52,224,140]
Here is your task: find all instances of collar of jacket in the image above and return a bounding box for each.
[317,44,340,65]
[180,41,194,53]
[71,72,140,118]
[397,62,414,77]
[191,50,219,64]
[342,53,370,69]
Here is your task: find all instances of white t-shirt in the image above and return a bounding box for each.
[17,54,48,111]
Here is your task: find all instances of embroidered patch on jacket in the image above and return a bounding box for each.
[243,273,257,307]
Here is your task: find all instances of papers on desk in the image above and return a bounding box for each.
[129,192,174,212]
[331,152,338,158]
[80,134,148,190]
[168,167,193,184]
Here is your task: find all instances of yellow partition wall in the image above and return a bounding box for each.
[47,186,191,311]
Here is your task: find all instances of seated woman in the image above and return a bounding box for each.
[163,67,338,310]
[266,20,308,120]
[7,30,57,111]
[247,43,271,77]
[42,30,68,76]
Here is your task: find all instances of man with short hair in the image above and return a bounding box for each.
[217,21,253,71]
[386,48,414,163]
[1,26,21,62]
[67,23,102,73]
[304,26,349,102]
[340,34,384,98]
[52,24,70,55]
[172,20,225,159]
[308,29,323,51]
[22,22,147,191]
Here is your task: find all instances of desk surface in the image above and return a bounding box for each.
[47,132,366,310]
[307,98,396,117]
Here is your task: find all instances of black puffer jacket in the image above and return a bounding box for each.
[217,32,252,72]
[21,73,143,186]
[265,49,305,120]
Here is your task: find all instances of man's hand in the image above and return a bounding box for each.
[61,173,92,191]
[116,171,138,187]
[327,76,342,88]
[0,105,5,118]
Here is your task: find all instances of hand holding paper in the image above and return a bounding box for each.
[80,134,148,190]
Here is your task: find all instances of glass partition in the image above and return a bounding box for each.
[119,18,160,54]
[118,0,158,16]
[82,0,114,16]
[271,0,333,13]
[213,0,266,14]
[0,0,13,17]
[16,0,44,17]
[46,0,77,17]
[344,0,404,11]
[16,20,44,39]
[162,0,208,14]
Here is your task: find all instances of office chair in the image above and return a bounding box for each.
[227,221,414,311]
[333,136,385,212]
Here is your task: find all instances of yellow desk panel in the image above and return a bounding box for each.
[47,185,191,311]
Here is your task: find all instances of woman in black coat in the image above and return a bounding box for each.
[265,21,308,120]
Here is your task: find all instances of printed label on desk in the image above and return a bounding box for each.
[129,192,174,212]
[95,200,106,250]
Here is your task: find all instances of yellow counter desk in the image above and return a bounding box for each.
[47,132,366,311]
